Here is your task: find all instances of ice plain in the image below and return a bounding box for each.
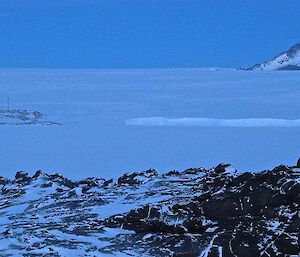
[0,68,299,179]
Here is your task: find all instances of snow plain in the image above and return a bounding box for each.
[0,68,299,179]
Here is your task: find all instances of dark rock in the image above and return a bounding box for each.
[133,220,186,234]
[202,194,242,220]
[214,163,231,173]
[117,172,141,186]
[227,231,260,257]
[182,217,207,233]
[275,236,300,255]
[48,173,63,180]
[127,205,160,221]
[0,163,299,256]
[78,177,102,187]
[117,169,157,186]
[171,202,203,217]
[165,170,181,176]
[0,176,9,185]
[297,158,300,168]
[272,165,290,172]
[32,170,43,179]
[250,186,274,208]
[81,186,90,193]
[47,173,77,188]
[106,204,161,229]
[192,192,211,203]
[231,172,254,186]
[286,183,300,203]
[183,168,204,175]
[103,179,113,187]
[206,246,220,257]
[15,171,31,184]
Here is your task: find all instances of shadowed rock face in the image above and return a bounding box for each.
[0,163,299,256]
[287,43,300,57]
[277,65,300,70]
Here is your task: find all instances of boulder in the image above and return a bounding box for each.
[15,171,31,184]
[214,163,230,173]
[182,217,207,233]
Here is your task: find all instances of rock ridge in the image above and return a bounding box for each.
[0,163,299,256]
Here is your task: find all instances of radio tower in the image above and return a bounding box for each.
[7,97,10,111]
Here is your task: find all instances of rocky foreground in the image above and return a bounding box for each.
[0,163,299,257]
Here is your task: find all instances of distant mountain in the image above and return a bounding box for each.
[247,43,300,70]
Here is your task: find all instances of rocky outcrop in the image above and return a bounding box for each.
[0,163,299,256]
[0,109,60,125]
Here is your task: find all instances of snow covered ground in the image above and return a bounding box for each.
[0,68,299,179]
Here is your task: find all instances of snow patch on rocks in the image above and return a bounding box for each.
[0,164,299,256]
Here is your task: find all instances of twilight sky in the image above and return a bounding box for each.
[0,0,299,68]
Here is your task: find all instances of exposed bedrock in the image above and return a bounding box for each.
[0,161,299,256]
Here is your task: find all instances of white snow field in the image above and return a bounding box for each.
[0,68,299,179]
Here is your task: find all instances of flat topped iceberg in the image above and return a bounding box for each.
[126,117,300,127]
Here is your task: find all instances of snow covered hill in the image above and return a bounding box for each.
[0,163,299,256]
[248,43,300,70]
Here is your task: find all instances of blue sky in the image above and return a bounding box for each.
[0,0,299,68]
